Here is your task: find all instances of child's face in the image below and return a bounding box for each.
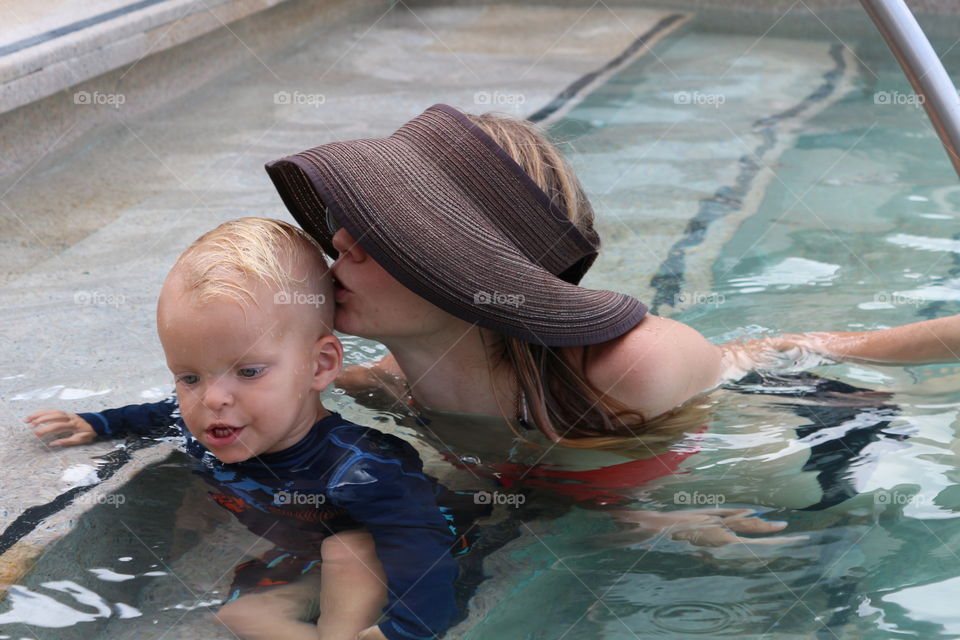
[157,275,341,464]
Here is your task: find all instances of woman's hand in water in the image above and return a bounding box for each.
[720,315,960,381]
[609,507,807,547]
[24,410,96,446]
[718,333,836,382]
[357,626,388,640]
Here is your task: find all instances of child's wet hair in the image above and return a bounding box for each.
[171,217,333,330]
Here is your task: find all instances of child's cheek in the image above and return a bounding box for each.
[179,404,203,436]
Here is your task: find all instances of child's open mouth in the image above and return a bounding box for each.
[206,424,244,446]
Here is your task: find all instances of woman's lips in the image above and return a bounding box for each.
[334,279,351,302]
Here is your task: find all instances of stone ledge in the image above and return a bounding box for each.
[0,0,292,115]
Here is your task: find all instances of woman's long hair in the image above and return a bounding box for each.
[467,112,700,451]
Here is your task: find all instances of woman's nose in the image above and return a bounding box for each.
[331,227,366,261]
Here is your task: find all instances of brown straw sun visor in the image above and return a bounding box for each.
[265,103,647,347]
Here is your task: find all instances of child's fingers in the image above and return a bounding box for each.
[24,409,68,424]
[48,432,94,447]
[30,419,76,437]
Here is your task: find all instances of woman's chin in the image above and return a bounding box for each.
[334,309,362,336]
[333,311,349,334]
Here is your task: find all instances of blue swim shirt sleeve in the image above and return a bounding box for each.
[326,430,459,640]
[78,395,180,438]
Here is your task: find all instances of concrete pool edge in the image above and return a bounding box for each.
[0,0,298,116]
[0,0,379,179]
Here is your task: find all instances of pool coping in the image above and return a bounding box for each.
[0,0,294,116]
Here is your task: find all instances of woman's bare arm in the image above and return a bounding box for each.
[335,353,408,400]
[720,314,960,380]
[588,313,960,419]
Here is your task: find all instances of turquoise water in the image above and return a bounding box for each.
[4,15,960,640]
[507,25,960,640]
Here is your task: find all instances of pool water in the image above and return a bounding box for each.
[4,10,960,640]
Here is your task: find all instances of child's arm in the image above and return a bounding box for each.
[25,395,181,444]
[326,432,459,640]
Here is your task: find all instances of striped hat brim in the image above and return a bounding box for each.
[265,103,646,347]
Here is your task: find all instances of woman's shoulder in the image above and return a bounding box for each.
[584,314,724,419]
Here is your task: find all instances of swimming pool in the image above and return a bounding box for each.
[3,3,960,639]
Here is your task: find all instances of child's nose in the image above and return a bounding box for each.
[202,378,234,409]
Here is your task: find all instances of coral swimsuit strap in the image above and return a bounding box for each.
[490,446,698,506]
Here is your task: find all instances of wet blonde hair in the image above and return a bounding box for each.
[468,113,694,451]
[170,217,333,330]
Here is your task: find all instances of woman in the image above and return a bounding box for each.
[264,103,960,442]
[260,102,960,544]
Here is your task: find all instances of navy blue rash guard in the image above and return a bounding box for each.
[80,398,458,640]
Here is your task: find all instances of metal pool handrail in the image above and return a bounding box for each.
[861,0,960,178]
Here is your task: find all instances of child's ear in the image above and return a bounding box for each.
[311,334,343,391]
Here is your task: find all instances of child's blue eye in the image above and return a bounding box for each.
[238,367,264,379]
[178,374,199,385]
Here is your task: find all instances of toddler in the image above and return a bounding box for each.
[27,218,459,640]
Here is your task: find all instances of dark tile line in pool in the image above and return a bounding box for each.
[0,435,164,556]
[528,12,689,125]
[0,0,172,58]
[649,43,848,315]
